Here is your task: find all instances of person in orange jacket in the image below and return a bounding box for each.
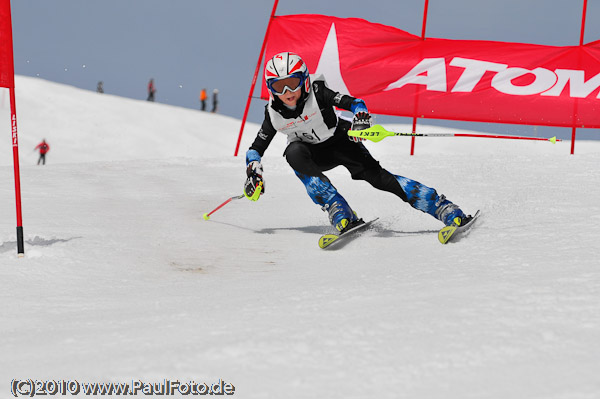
[35,139,50,165]
[200,88,207,111]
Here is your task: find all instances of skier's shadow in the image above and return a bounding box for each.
[256,225,327,235]
[0,236,81,253]
[208,220,437,238]
[315,228,439,250]
[206,220,327,235]
[372,228,438,238]
[259,226,439,237]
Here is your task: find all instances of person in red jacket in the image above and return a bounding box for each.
[147,78,156,101]
[35,139,50,165]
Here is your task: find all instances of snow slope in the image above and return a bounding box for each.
[1,76,599,399]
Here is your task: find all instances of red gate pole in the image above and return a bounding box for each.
[571,0,588,155]
[10,89,24,256]
[234,0,279,157]
[1,0,24,256]
[410,0,430,156]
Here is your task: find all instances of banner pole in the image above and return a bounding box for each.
[579,0,588,46]
[233,0,279,157]
[571,0,588,155]
[410,0,430,156]
[420,0,430,40]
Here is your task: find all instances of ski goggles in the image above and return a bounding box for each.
[267,73,306,95]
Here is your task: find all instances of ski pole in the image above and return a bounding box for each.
[203,194,244,220]
[349,124,561,144]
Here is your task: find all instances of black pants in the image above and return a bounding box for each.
[38,153,46,165]
[284,125,408,202]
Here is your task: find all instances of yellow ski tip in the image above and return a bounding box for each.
[318,234,339,249]
[438,225,457,244]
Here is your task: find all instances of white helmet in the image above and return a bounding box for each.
[264,52,310,97]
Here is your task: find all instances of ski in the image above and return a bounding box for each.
[438,210,481,244]
[318,218,379,249]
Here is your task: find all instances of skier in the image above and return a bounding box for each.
[34,139,50,165]
[244,52,473,234]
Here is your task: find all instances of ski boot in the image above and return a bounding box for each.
[447,212,474,228]
[322,193,362,233]
[435,195,471,226]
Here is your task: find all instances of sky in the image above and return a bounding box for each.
[8,0,600,141]
[2,8,599,396]
[1,75,599,398]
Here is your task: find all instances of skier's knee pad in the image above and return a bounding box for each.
[285,142,327,178]
[293,170,336,206]
[285,142,312,171]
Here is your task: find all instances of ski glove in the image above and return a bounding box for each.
[244,161,265,201]
[350,111,372,142]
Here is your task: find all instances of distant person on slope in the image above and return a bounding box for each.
[200,88,207,111]
[244,52,473,233]
[212,89,219,113]
[147,78,156,101]
[35,139,50,165]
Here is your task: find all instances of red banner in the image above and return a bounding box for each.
[0,0,15,88]
[262,14,600,128]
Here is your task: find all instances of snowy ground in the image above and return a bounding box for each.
[1,76,599,399]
